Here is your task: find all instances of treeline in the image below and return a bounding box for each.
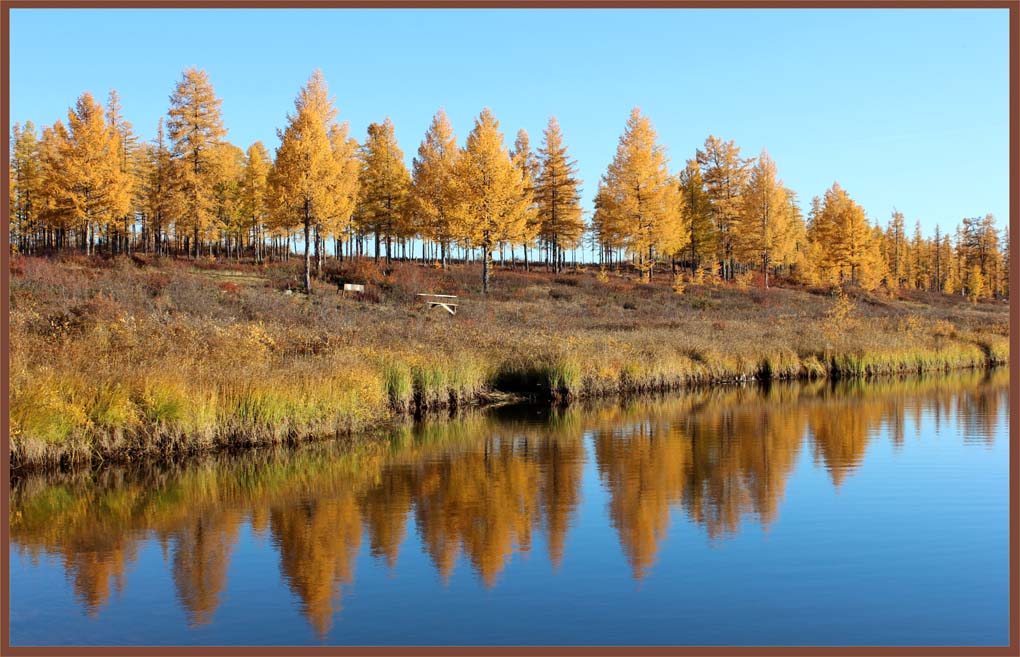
[8,68,1009,299]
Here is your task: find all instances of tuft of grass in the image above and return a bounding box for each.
[382,360,413,412]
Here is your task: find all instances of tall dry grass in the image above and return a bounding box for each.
[8,254,1009,466]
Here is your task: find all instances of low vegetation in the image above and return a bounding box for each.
[8,254,1009,466]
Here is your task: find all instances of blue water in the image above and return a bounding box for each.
[9,370,1010,646]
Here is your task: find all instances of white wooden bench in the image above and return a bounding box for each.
[340,283,365,297]
[417,293,459,315]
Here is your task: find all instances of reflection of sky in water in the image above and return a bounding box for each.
[10,369,1010,646]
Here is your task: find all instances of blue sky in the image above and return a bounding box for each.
[9,8,1010,237]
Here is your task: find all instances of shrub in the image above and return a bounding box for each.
[733,270,755,290]
[550,288,572,301]
[671,274,686,296]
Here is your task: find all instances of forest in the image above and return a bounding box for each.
[7,68,1011,466]
[8,68,1011,300]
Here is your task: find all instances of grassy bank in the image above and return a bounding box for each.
[8,254,1009,466]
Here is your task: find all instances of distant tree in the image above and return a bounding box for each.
[678,159,714,274]
[735,149,794,288]
[808,182,884,290]
[268,70,341,294]
[594,108,686,282]
[240,141,271,262]
[36,122,73,249]
[696,135,750,280]
[591,180,626,268]
[212,142,246,258]
[105,89,139,254]
[143,118,176,255]
[325,122,361,263]
[966,264,986,303]
[410,109,460,268]
[53,93,132,256]
[534,117,584,274]
[885,210,906,288]
[358,118,410,264]
[909,220,932,291]
[9,122,42,254]
[166,68,227,258]
[510,129,541,269]
[942,232,959,296]
[454,108,534,293]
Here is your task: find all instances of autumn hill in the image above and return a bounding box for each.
[8,253,1009,466]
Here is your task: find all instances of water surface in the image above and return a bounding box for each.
[9,369,1010,646]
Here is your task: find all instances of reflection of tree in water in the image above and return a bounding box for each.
[535,430,585,568]
[359,468,413,569]
[378,414,587,585]
[807,397,879,488]
[270,494,362,637]
[62,539,136,617]
[681,389,805,537]
[8,367,1008,623]
[591,387,808,576]
[163,510,242,626]
[409,435,542,587]
[593,418,689,579]
[959,372,1007,445]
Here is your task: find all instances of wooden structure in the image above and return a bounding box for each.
[340,283,365,297]
[417,293,459,315]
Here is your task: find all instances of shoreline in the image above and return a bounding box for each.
[10,354,1007,470]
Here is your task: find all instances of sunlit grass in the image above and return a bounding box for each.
[8,255,1009,465]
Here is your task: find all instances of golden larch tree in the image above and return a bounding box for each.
[735,149,795,288]
[212,142,246,257]
[697,135,750,280]
[509,129,541,268]
[268,70,341,294]
[411,109,461,268]
[144,117,177,256]
[358,118,411,264]
[596,108,687,282]
[534,117,584,274]
[325,122,362,263]
[808,182,884,290]
[9,122,42,254]
[678,159,715,274]
[884,210,907,288]
[240,141,272,262]
[54,93,131,256]
[166,67,227,258]
[104,89,138,254]
[454,108,534,293]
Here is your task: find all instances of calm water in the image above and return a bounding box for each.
[9,370,1010,646]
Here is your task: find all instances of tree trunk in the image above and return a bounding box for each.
[314,225,322,276]
[482,246,490,294]
[303,202,312,295]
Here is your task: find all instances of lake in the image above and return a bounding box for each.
[8,369,1010,646]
